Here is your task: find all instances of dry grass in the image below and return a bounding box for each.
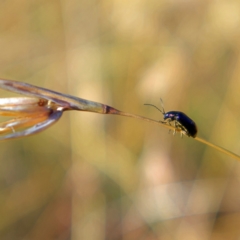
[0,0,240,239]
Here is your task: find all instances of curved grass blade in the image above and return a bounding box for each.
[0,110,62,140]
[0,79,108,113]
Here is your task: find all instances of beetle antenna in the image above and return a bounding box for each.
[160,98,166,114]
[144,103,164,114]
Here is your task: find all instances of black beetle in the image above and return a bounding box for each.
[145,100,198,138]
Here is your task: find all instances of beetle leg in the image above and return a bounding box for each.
[172,121,177,135]
[159,120,166,124]
[161,120,173,134]
[178,124,187,138]
[173,121,185,138]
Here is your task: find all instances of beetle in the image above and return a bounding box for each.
[144,100,198,138]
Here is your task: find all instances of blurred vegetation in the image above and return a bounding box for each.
[0,0,240,239]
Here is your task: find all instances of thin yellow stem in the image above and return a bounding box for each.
[195,137,240,161]
[109,110,240,161]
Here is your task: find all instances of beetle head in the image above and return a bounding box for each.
[164,112,172,120]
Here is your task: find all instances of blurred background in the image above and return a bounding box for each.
[0,0,240,239]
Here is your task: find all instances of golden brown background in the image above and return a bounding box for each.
[0,0,240,239]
